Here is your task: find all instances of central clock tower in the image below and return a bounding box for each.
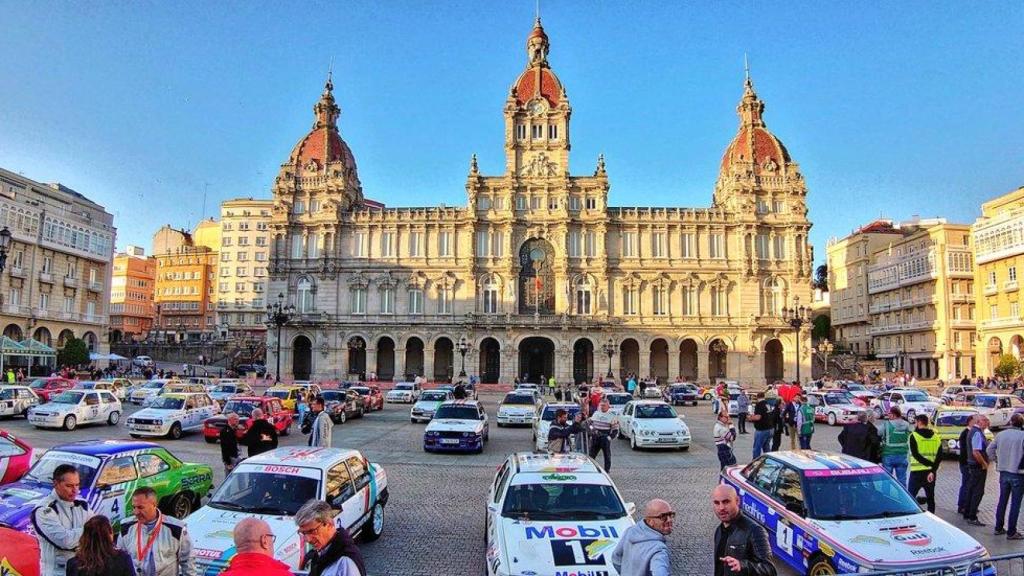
[504,18,571,178]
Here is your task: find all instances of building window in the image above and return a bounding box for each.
[516,196,528,211]
[381,286,394,314]
[1012,302,1020,319]
[532,124,543,139]
[622,232,637,258]
[409,288,423,315]
[483,279,499,314]
[297,278,314,313]
[438,231,452,257]
[221,252,230,262]
[381,232,395,257]
[478,197,492,210]
[530,197,541,210]
[569,196,581,211]
[309,199,320,213]
[652,232,666,258]
[585,197,597,210]
[306,234,319,259]
[352,288,366,314]
[409,232,423,257]
[681,233,694,258]
[988,271,997,286]
[652,285,667,316]
[709,234,724,259]
[756,234,769,260]
[1010,267,1018,282]
[516,124,526,140]
[548,124,558,139]
[293,200,305,215]
[491,231,504,257]
[10,288,20,306]
[773,200,785,213]
[63,297,73,313]
[584,232,596,258]
[990,304,997,320]
[568,231,581,257]
[682,286,696,316]
[291,234,304,259]
[42,256,51,273]
[86,301,96,317]
[439,287,453,314]
[40,293,49,310]
[711,286,727,316]
[773,236,786,260]
[575,278,592,315]
[756,199,769,214]
[624,287,637,315]
[476,231,489,257]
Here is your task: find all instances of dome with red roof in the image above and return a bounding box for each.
[514,67,562,107]
[718,78,792,177]
[288,78,359,175]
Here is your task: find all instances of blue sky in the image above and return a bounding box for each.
[1,1,1021,263]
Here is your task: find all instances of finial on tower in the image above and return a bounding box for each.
[527,13,550,67]
[325,57,335,92]
[469,153,479,175]
[595,153,606,176]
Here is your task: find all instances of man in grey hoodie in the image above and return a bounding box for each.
[611,499,674,576]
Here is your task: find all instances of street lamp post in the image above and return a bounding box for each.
[457,336,471,378]
[817,339,834,379]
[266,293,295,384]
[781,297,811,384]
[602,338,616,379]
[0,227,12,274]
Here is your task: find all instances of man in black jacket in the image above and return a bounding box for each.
[957,414,975,515]
[295,499,366,576]
[220,412,241,474]
[838,412,881,462]
[712,485,776,576]
[243,408,279,458]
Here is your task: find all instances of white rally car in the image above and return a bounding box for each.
[722,451,989,575]
[807,390,866,426]
[0,385,39,418]
[129,379,175,405]
[28,389,122,430]
[126,392,219,439]
[603,392,633,415]
[619,400,691,450]
[385,382,421,403]
[410,389,453,423]
[870,389,940,421]
[186,447,388,574]
[485,452,636,576]
[533,402,585,451]
[495,390,539,426]
[968,393,1024,428]
[423,400,489,453]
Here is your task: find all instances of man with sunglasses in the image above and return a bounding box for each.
[294,499,366,576]
[712,485,776,576]
[611,499,674,576]
[221,518,292,576]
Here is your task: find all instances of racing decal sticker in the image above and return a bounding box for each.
[887,527,932,547]
[542,474,578,482]
[804,467,883,478]
[525,525,621,540]
[849,535,889,546]
[550,539,613,567]
[818,542,835,557]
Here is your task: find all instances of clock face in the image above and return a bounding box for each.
[528,98,547,116]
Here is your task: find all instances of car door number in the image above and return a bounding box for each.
[551,539,606,566]
[776,519,794,555]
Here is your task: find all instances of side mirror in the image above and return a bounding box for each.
[487,502,499,513]
[625,502,637,516]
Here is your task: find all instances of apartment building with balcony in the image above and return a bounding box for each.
[152,224,217,342]
[972,186,1024,376]
[109,245,156,342]
[215,198,272,339]
[867,219,975,379]
[826,220,905,355]
[0,167,115,359]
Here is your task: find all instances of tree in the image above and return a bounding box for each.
[812,315,831,341]
[813,264,829,291]
[57,336,90,368]
[994,354,1020,380]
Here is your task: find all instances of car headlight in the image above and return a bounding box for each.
[947,439,959,449]
[642,429,655,437]
[425,431,439,437]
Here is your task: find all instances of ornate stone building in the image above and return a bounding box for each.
[267,19,813,385]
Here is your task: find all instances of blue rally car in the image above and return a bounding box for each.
[721,451,990,576]
[423,400,490,453]
[0,440,213,535]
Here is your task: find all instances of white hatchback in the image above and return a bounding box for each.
[410,389,453,423]
[618,400,690,450]
[126,392,220,439]
[28,389,122,430]
[386,382,421,403]
[495,391,539,426]
[0,386,39,418]
[485,452,635,576]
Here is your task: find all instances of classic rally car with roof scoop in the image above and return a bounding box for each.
[185,447,388,574]
[485,452,636,576]
[807,390,866,426]
[349,384,384,411]
[423,400,489,453]
[0,440,213,533]
[533,402,584,451]
[385,382,421,403]
[129,378,176,405]
[206,381,253,406]
[721,450,989,576]
[665,383,700,406]
[870,389,940,421]
[618,400,691,450]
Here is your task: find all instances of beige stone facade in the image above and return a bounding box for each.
[266,20,813,384]
[0,166,115,362]
[867,220,975,379]
[216,198,273,338]
[972,186,1024,376]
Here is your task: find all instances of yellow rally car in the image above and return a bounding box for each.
[263,385,306,412]
[932,406,994,457]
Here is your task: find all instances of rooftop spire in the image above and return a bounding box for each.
[527,16,550,68]
[326,57,334,92]
[313,71,340,130]
[737,60,764,128]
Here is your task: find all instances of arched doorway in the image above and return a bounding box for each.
[82,332,97,352]
[346,336,366,380]
[405,337,425,379]
[109,330,122,344]
[649,339,669,384]
[1011,335,1024,360]
[620,339,639,381]
[376,337,395,381]
[572,339,594,384]
[433,337,454,382]
[33,327,52,347]
[709,339,728,380]
[292,336,312,380]
[57,329,74,349]
[480,338,501,383]
[518,238,556,315]
[764,339,784,383]
[679,339,698,381]
[988,337,1003,372]
[3,324,23,341]
[519,337,554,383]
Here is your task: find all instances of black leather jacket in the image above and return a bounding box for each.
[713,514,777,576]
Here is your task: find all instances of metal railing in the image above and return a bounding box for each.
[840,551,1024,576]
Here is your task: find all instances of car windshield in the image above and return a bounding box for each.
[149,397,185,410]
[974,396,998,408]
[209,471,319,516]
[351,388,370,395]
[669,386,688,393]
[265,390,289,399]
[846,384,866,391]
[26,451,100,487]
[433,405,479,420]
[223,400,261,416]
[142,382,164,389]
[635,404,677,418]
[212,385,238,393]
[78,382,97,389]
[503,394,535,405]
[420,391,449,402]
[806,471,922,520]
[321,391,346,401]
[29,379,54,389]
[0,389,19,399]
[541,406,582,421]
[606,395,631,405]
[901,392,929,402]
[936,412,973,427]
[824,392,854,405]
[395,384,414,391]
[502,483,626,520]
[51,391,84,404]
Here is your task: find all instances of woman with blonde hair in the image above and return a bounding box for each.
[67,515,134,576]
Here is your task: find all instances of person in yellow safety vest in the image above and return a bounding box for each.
[908,413,943,513]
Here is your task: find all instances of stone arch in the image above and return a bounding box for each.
[708,338,729,380]
[82,331,98,352]
[479,337,501,384]
[292,335,312,380]
[376,336,396,381]
[518,237,556,314]
[764,339,784,383]
[679,338,698,381]
[3,324,23,341]
[988,336,1004,371]
[1011,335,1024,360]
[572,337,594,384]
[433,336,455,382]
[518,336,555,383]
[649,338,669,384]
[404,336,425,379]
[345,335,367,380]
[57,329,75,348]
[619,338,640,381]
[33,327,52,347]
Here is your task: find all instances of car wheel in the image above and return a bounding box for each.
[169,422,183,440]
[411,418,417,423]
[338,411,347,425]
[64,415,77,431]
[168,493,193,519]
[363,501,385,541]
[808,554,836,575]
[108,411,120,425]
[704,393,713,400]
[692,401,698,406]
[827,412,837,426]
[129,433,142,438]
[497,422,504,427]
[630,435,639,451]
[204,436,218,444]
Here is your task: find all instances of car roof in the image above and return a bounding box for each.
[511,452,603,475]
[764,450,880,472]
[541,402,581,409]
[439,399,482,407]
[244,447,362,469]
[51,440,161,457]
[630,399,672,405]
[936,406,981,415]
[226,396,271,402]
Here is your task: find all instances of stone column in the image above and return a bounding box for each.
[697,346,710,385]
[668,350,680,380]
[639,350,652,379]
[556,346,572,382]
[395,347,406,381]
[424,346,435,383]
[366,347,377,380]
[502,346,518,383]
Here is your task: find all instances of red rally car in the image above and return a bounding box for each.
[27,377,77,402]
[349,385,385,412]
[202,396,294,443]
[0,430,33,485]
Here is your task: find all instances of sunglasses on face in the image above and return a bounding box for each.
[646,512,676,521]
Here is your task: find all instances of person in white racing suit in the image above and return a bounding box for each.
[32,464,95,576]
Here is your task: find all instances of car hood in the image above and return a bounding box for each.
[387,389,413,395]
[634,418,688,433]
[828,403,865,411]
[498,405,535,414]
[186,505,305,570]
[132,408,184,419]
[498,517,633,576]
[413,400,443,411]
[425,419,483,433]
[0,479,58,530]
[29,403,77,414]
[808,512,986,568]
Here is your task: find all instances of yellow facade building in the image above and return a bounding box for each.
[972,186,1024,376]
